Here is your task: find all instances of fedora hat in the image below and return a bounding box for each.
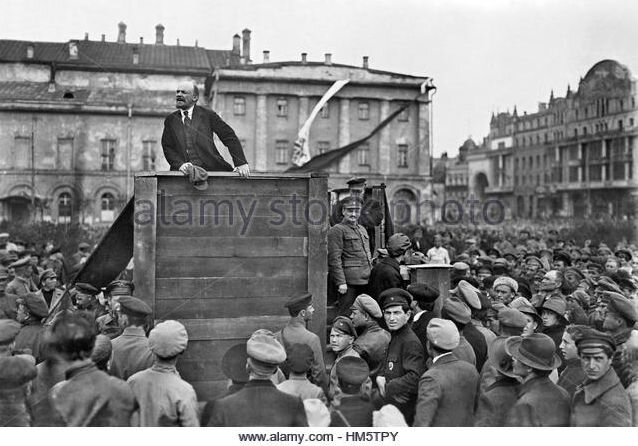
[505,333,562,371]
[489,337,519,379]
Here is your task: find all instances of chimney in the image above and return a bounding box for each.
[101,34,106,42]
[301,53,307,64]
[155,24,164,44]
[232,34,241,54]
[84,32,89,41]
[263,50,270,63]
[68,41,79,60]
[362,56,369,69]
[242,28,251,63]
[117,22,127,43]
[195,40,198,48]
[324,53,332,65]
[139,37,144,44]
[176,38,180,46]
[26,43,34,59]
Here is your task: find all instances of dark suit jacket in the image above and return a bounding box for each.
[413,353,479,426]
[161,105,247,171]
[207,380,308,427]
[505,376,571,426]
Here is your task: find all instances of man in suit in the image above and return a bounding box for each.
[414,318,479,426]
[161,82,250,178]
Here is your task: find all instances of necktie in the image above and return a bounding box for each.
[183,110,191,126]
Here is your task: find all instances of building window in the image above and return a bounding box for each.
[618,120,624,130]
[397,144,408,168]
[101,192,115,222]
[13,136,31,169]
[100,139,116,171]
[630,118,635,127]
[276,98,288,117]
[316,141,330,155]
[320,103,330,119]
[275,140,289,165]
[56,137,73,170]
[357,143,370,166]
[398,104,409,122]
[233,96,246,116]
[142,140,156,171]
[57,192,72,224]
[358,102,370,120]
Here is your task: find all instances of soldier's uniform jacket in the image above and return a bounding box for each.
[474,375,520,427]
[414,353,479,427]
[505,376,571,427]
[378,324,425,424]
[557,358,587,398]
[352,320,390,377]
[95,312,123,339]
[3,276,35,320]
[327,222,372,287]
[109,326,154,380]
[276,319,328,391]
[328,345,371,405]
[570,367,632,427]
[329,395,374,427]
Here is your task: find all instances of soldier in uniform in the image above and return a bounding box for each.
[3,257,37,320]
[330,356,374,427]
[72,283,106,322]
[109,296,153,380]
[374,288,425,425]
[14,293,49,362]
[349,294,390,377]
[96,280,134,339]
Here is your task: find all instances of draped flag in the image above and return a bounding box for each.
[291,79,350,166]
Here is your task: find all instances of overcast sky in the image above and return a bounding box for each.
[3,0,638,157]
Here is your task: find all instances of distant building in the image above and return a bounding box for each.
[466,59,638,219]
[0,24,433,225]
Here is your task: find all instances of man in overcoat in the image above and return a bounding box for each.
[109,296,153,380]
[349,294,390,377]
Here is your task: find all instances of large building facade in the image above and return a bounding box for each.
[465,59,638,220]
[0,24,433,225]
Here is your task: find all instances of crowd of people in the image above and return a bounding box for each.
[1,195,638,427]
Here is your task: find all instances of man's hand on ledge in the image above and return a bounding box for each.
[234,164,251,178]
[179,162,193,174]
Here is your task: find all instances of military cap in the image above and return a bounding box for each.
[91,334,113,365]
[39,269,57,282]
[493,258,509,268]
[149,320,189,358]
[74,282,100,296]
[606,292,637,323]
[221,343,249,383]
[0,319,22,344]
[477,256,493,265]
[576,328,616,354]
[117,296,152,316]
[493,276,519,293]
[285,343,314,373]
[407,283,439,305]
[476,264,493,275]
[8,257,30,269]
[503,248,519,260]
[525,255,544,266]
[346,177,367,187]
[379,288,412,310]
[335,355,370,386]
[426,318,460,350]
[553,251,572,266]
[596,276,622,294]
[455,280,481,310]
[442,297,471,324]
[332,316,357,337]
[16,293,49,319]
[341,196,363,209]
[105,280,135,297]
[351,294,382,318]
[387,233,411,256]
[452,262,470,272]
[497,307,528,329]
[615,249,632,261]
[246,329,286,365]
[284,292,312,314]
[597,246,613,256]
[78,242,90,250]
[505,334,562,371]
[563,267,585,281]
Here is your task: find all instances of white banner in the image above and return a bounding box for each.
[291,79,350,166]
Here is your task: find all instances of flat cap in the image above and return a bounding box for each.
[91,334,113,365]
[221,343,249,383]
[342,197,363,209]
[525,255,544,267]
[332,316,357,337]
[74,282,100,296]
[387,233,411,256]
[452,262,470,272]
[498,308,528,329]
[553,251,572,265]
[246,329,286,365]
[149,320,189,358]
[78,242,90,250]
[493,276,519,293]
[118,296,152,316]
[456,280,481,310]
[563,267,585,281]
[576,328,616,353]
[284,292,312,314]
[8,257,30,268]
[379,288,412,310]
[286,343,314,374]
[492,258,509,268]
[427,318,460,350]
[442,297,471,324]
[351,294,382,318]
[0,319,22,344]
[335,355,370,386]
[541,297,567,320]
[16,293,49,319]
[606,292,637,323]
[346,177,367,187]
[407,283,439,304]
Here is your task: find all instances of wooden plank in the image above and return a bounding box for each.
[156,276,308,299]
[156,236,308,258]
[180,316,289,341]
[157,176,310,196]
[155,256,307,278]
[155,215,309,238]
[155,297,292,319]
[133,177,158,314]
[306,175,329,352]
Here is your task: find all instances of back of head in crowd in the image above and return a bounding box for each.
[51,313,97,361]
